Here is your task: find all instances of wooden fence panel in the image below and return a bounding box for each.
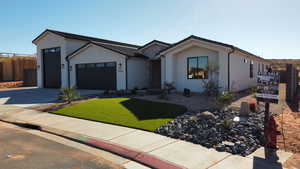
[23,69,37,86]
[286,64,299,103]
[0,57,36,83]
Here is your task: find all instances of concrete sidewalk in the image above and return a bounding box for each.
[0,106,293,169]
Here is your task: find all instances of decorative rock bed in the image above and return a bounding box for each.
[155,109,265,156]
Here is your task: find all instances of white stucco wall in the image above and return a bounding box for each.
[218,51,229,91]
[229,54,268,91]
[65,38,88,55]
[35,32,68,88]
[69,44,126,90]
[127,58,149,89]
[171,46,219,92]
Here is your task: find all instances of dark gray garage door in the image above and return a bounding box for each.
[76,62,116,90]
[43,47,61,88]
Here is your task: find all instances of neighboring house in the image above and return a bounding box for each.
[33,29,270,92]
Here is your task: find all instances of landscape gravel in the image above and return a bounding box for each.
[155,109,265,156]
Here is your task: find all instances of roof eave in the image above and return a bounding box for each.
[138,40,171,51]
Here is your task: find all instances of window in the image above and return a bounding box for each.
[187,56,208,79]
[250,61,253,78]
[77,64,85,69]
[43,47,60,54]
[243,59,248,63]
[96,63,105,67]
[106,62,116,67]
[258,63,260,73]
[86,63,95,68]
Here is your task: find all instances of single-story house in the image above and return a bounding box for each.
[33,29,270,92]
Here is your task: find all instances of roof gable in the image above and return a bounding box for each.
[33,29,140,48]
[66,41,147,60]
[138,40,170,51]
[158,35,266,62]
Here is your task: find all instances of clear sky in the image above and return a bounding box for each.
[0,0,299,59]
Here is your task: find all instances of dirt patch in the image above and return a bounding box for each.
[283,153,300,169]
[0,81,23,89]
[274,104,300,168]
[275,106,300,153]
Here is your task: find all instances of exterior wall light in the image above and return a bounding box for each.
[118,63,123,72]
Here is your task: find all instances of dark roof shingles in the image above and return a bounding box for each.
[33,29,140,48]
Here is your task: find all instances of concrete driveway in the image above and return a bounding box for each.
[0,87,103,108]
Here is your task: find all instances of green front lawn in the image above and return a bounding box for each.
[51,98,187,131]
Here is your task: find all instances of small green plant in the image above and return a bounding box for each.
[59,86,80,103]
[201,80,221,97]
[222,119,233,130]
[189,116,199,121]
[251,87,258,98]
[163,82,175,94]
[251,87,258,94]
[158,89,169,100]
[131,87,138,95]
[217,91,235,110]
[200,62,220,97]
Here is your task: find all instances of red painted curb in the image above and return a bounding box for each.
[136,152,186,169]
[88,138,140,159]
[87,138,187,169]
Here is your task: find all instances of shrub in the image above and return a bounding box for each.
[251,87,258,94]
[200,62,220,97]
[201,80,220,97]
[131,89,137,95]
[59,86,80,103]
[163,82,175,94]
[222,119,233,130]
[217,91,235,109]
[158,89,169,100]
[251,87,258,99]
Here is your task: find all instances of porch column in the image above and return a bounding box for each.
[165,54,174,83]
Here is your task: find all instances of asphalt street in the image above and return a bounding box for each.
[0,122,122,169]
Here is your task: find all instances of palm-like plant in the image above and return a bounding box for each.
[59,86,80,103]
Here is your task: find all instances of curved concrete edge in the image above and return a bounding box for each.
[0,117,187,169]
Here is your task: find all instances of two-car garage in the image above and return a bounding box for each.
[42,47,117,90]
[76,62,117,90]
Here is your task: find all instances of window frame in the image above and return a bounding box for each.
[187,56,209,80]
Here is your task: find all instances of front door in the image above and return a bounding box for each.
[151,60,161,89]
[43,47,61,88]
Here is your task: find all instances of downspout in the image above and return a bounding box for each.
[65,57,70,88]
[125,57,128,90]
[227,47,235,91]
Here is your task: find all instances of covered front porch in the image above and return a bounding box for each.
[159,38,231,93]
